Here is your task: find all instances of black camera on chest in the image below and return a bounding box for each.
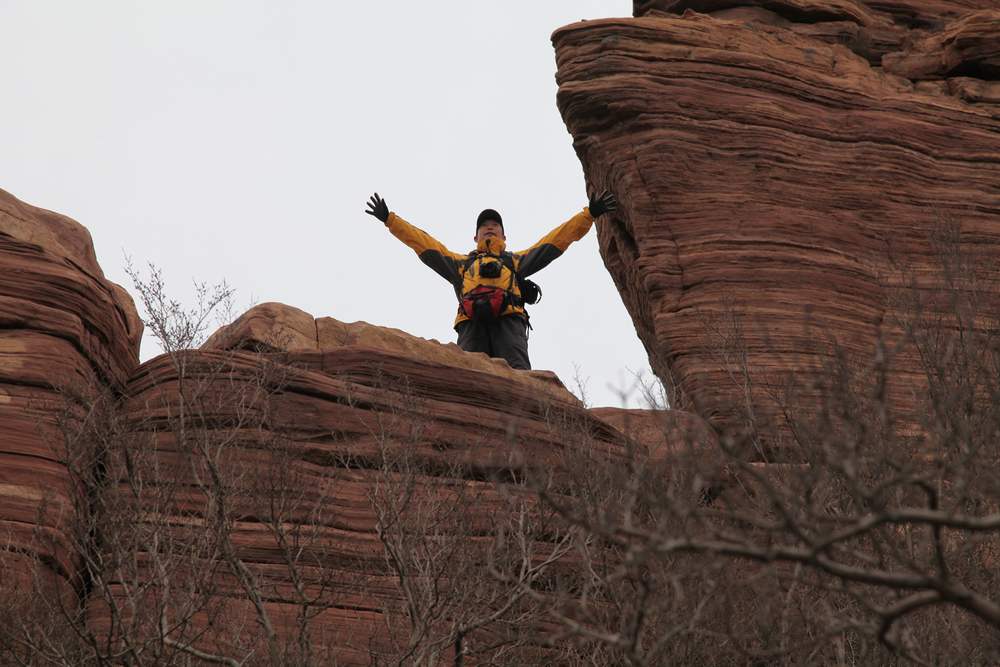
[478,257,502,279]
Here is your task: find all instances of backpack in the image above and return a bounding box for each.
[459,251,542,323]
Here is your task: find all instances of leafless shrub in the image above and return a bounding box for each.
[350,371,576,666]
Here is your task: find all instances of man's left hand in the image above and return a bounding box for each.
[588,191,618,218]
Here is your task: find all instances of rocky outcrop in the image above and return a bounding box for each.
[554,2,1000,455]
[0,184,713,661]
[0,189,141,590]
[87,303,635,663]
[203,301,575,402]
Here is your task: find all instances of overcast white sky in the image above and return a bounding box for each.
[1,1,655,407]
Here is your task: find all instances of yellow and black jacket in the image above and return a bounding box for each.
[385,209,596,327]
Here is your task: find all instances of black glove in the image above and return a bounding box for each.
[588,191,618,218]
[365,192,389,224]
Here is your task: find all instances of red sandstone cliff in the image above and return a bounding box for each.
[0,188,140,595]
[90,304,634,662]
[0,0,996,657]
[554,0,1000,454]
[0,188,717,663]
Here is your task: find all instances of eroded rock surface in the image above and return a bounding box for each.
[0,188,140,592]
[554,2,1000,454]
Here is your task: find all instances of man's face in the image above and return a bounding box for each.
[475,220,505,245]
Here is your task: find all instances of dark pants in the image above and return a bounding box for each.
[456,315,531,370]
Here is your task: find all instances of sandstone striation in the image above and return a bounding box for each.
[554,2,1000,455]
[0,188,141,592]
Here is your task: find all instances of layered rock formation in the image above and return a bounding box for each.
[0,183,717,663]
[554,1,1000,454]
[92,303,634,663]
[0,188,141,591]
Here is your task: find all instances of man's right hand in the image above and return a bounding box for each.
[365,192,389,224]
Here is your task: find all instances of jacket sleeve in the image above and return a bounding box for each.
[513,208,595,278]
[386,212,466,285]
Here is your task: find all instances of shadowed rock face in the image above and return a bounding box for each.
[554,2,1000,454]
[0,188,141,592]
